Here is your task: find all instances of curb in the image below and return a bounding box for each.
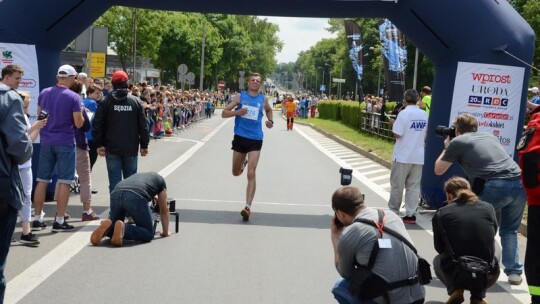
[290,116,528,237]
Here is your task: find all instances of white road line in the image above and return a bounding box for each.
[362,169,387,175]
[176,198,330,208]
[5,118,232,304]
[369,174,390,181]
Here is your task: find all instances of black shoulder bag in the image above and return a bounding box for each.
[347,209,431,303]
[436,214,492,290]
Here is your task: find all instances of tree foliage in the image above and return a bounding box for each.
[94,7,282,89]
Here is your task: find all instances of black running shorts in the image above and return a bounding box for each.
[231,134,263,153]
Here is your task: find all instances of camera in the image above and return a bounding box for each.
[151,198,176,213]
[37,109,48,120]
[435,125,456,139]
[339,167,353,186]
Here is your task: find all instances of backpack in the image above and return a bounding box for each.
[347,209,431,303]
[517,106,540,201]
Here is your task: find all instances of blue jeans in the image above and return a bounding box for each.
[109,190,154,242]
[36,144,76,184]
[480,177,526,275]
[332,279,375,304]
[0,204,17,302]
[105,153,138,193]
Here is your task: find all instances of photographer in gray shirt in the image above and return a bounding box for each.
[434,113,526,285]
[330,186,425,304]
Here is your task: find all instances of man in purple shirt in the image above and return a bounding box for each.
[32,65,84,232]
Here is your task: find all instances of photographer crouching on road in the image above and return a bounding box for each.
[433,176,500,304]
[90,172,170,247]
[434,113,526,285]
[330,186,425,304]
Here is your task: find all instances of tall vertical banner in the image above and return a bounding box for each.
[378,19,407,102]
[344,20,364,101]
[0,43,40,122]
[450,62,524,157]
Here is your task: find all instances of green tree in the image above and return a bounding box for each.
[523,0,540,83]
[94,7,165,72]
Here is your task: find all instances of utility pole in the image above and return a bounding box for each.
[199,22,206,91]
[131,8,137,81]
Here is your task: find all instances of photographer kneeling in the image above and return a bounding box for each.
[434,113,525,285]
[433,177,500,304]
[330,186,425,304]
[90,172,170,247]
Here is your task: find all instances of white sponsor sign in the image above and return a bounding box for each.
[0,43,40,122]
[450,62,524,157]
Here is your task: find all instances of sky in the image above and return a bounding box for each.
[259,17,337,63]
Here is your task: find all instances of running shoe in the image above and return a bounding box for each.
[52,221,75,232]
[20,233,40,246]
[239,159,248,175]
[241,207,251,221]
[402,215,416,224]
[82,211,100,221]
[31,220,47,231]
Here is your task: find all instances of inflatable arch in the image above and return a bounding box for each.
[0,0,535,206]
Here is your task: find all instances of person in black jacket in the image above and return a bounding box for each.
[92,71,149,194]
[432,176,500,304]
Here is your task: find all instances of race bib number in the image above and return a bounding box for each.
[243,105,259,121]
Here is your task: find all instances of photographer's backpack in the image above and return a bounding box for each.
[517,106,540,200]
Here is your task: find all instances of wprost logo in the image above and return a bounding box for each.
[471,73,511,84]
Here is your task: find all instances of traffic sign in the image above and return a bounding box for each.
[333,78,345,83]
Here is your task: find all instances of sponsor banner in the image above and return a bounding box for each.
[378,18,407,102]
[450,62,525,157]
[0,43,40,122]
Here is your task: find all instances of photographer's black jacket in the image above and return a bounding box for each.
[92,89,149,156]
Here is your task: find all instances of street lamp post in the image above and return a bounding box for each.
[316,67,322,94]
[199,21,206,91]
[325,63,331,98]
[413,47,419,90]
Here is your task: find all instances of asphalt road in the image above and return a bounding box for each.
[5,109,530,304]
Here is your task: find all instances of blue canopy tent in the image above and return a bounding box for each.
[0,0,535,206]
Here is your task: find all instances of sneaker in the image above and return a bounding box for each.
[402,215,416,224]
[445,289,464,304]
[82,211,100,221]
[239,159,248,175]
[90,219,112,246]
[508,274,523,285]
[52,221,75,232]
[31,220,47,231]
[470,299,487,304]
[64,213,71,220]
[20,233,40,246]
[91,189,98,194]
[111,220,125,247]
[241,207,251,221]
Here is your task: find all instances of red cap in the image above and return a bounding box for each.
[112,71,129,83]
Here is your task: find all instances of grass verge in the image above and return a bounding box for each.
[302,117,394,163]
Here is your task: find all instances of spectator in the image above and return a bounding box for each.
[18,91,47,246]
[68,80,100,221]
[33,64,84,232]
[82,84,102,172]
[435,113,526,285]
[284,95,296,130]
[221,72,273,221]
[330,186,425,304]
[0,64,33,301]
[387,89,428,224]
[92,70,150,194]
[432,176,500,304]
[90,172,170,247]
[418,86,432,116]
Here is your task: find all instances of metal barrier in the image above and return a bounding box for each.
[360,112,396,142]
